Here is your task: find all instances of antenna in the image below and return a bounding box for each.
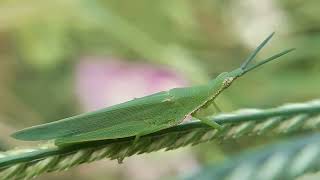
[240,32,275,70]
[243,48,295,74]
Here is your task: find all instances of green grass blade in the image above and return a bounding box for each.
[0,99,320,179]
[184,133,320,180]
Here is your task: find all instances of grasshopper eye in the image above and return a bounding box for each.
[222,77,234,88]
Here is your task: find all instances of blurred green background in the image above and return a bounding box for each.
[0,0,319,179]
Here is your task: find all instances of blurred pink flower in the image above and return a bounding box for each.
[75,57,188,111]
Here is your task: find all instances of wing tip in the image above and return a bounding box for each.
[11,129,39,141]
[11,126,55,141]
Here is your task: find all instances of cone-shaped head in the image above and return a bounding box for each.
[209,32,295,94]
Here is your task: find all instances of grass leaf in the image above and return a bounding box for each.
[0,99,319,179]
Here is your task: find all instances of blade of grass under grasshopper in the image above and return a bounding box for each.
[0,99,320,179]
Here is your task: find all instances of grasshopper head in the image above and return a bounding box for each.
[209,32,295,94]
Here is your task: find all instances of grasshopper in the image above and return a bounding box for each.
[12,33,294,149]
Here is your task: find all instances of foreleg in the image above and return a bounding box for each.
[192,115,222,130]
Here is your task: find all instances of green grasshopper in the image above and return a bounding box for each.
[12,33,294,148]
